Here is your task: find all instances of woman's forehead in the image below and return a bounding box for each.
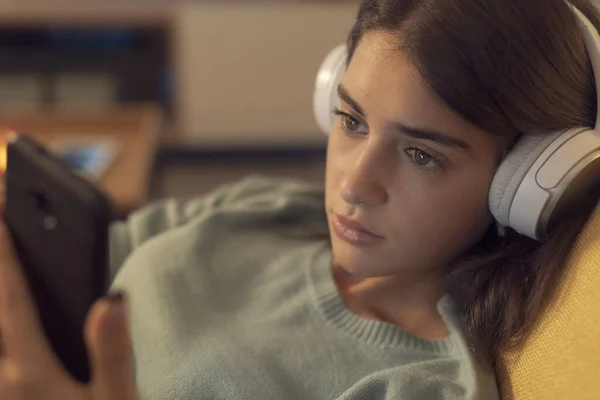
[344,31,500,158]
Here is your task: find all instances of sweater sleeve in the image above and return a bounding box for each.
[108,183,231,280]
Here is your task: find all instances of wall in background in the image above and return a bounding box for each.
[174,2,359,148]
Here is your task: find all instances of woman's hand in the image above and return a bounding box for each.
[0,220,138,400]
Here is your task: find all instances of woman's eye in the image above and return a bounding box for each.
[342,115,361,132]
[405,147,444,171]
[413,149,431,166]
[332,109,365,134]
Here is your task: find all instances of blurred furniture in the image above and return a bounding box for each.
[0,105,162,215]
[0,0,360,149]
[498,203,600,399]
[0,3,170,114]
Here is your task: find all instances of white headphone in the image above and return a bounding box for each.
[312,4,600,241]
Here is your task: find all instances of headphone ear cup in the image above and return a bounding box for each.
[489,130,564,226]
[313,44,348,135]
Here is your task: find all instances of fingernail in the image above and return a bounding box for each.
[105,291,128,327]
[106,290,126,304]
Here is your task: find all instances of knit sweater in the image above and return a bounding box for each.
[109,176,499,400]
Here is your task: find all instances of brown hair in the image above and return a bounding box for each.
[347,0,600,369]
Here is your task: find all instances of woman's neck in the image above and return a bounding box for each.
[331,262,449,340]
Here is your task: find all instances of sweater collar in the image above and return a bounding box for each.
[306,243,457,354]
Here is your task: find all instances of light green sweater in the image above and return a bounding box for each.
[109,176,499,400]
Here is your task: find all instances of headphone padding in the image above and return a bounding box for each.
[489,130,564,226]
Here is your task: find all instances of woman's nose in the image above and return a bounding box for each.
[340,149,388,207]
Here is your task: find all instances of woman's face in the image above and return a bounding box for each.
[325,31,502,279]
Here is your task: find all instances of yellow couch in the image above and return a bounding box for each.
[498,205,600,399]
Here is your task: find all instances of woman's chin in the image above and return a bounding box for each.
[331,242,382,278]
[331,238,411,279]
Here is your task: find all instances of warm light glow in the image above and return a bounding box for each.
[0,141,5,173]
[0,130,16,174]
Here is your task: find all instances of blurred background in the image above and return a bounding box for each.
[0,0,360,215]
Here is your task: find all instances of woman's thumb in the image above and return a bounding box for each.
[85,292,137,399]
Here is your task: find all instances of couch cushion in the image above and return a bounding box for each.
[498,203,600,399]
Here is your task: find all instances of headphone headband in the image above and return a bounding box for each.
[570,4,600,127]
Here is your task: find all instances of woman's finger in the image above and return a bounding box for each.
[86,293,137,400]
[0,220,56,368]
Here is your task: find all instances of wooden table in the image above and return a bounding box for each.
[0,105,162,215]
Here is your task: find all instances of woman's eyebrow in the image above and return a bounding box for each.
[337,84,366,117]
[337,84,472,152]
[390,123,473,152]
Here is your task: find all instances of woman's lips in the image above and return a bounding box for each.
[332,214,384,246]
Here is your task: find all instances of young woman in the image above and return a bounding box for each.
[1,0,600,399]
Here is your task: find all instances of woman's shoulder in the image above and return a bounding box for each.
[109,176,327,276]
[173,174,326,226]
[121,175,324,233]
[212,175,325,208]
